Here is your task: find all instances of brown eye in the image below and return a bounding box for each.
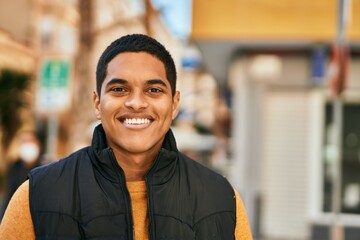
[111,87,126,92]
[148,88,162,93]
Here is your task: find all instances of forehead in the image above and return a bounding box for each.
[104,52,168,86]
[107,52,165,72]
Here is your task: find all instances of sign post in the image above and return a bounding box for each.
[331,0,351,239]
[36,58,71,160]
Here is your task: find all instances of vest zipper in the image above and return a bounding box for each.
[145,151,162,240]
[108,148,135,240]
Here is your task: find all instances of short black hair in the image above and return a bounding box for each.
[96,34,177,97]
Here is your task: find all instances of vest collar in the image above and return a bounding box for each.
[90,124,178,184]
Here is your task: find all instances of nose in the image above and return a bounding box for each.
[124,91,148,110]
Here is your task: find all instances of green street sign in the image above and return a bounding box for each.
[36,58,71,113]
[40,59,70,88]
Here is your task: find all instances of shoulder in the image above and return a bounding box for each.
[0,180,35,239]
[27,147,93,214]
[177,152,235,204]
[29,147,91,184]
[178,152,233,190]
[234,189,253,239]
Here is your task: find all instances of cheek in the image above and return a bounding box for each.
[101,98,118,113]
[161,104,176,122]
[96,102,115,121]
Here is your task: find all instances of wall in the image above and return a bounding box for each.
[191,0,360,41]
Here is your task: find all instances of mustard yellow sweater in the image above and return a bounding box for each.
[0,180,252,239]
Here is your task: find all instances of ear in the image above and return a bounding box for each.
[93,91,101,120]
[172,91,180,120]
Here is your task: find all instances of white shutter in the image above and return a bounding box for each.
[261,90,311,239]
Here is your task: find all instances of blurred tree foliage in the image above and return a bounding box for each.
[0,69,32,149]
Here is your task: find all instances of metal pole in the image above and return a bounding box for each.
[331,0,348,239]
[46,114,58,161]
[331,97,343,240]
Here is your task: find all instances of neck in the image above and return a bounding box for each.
[113,149,158,182]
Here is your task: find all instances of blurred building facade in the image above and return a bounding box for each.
[0,0,80,166]
[0,0,39,172]
[191,0,360,239]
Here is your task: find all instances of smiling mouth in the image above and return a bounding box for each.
[123,118,152,125]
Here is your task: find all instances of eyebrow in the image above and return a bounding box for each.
[146,79,167,88]
[105,78,168,88]
[105,78,127,89]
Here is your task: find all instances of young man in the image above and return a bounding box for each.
[0,34,252,239]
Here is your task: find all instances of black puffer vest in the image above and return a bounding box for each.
[29,124,236,239]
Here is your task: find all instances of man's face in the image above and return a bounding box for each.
[93,52,180,156]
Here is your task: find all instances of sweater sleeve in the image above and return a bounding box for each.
[234,189,253,239]
[0,180,35,240]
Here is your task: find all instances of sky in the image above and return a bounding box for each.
[151,0,192,40]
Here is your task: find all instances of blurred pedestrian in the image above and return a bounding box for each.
[0,131,41,221]
[0,34,252,239]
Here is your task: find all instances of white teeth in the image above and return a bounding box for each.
[124,118,151,125]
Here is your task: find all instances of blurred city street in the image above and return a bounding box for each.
[1,0,360,239]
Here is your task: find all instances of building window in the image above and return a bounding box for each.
[40,15,54,49]
[323,102,360,214]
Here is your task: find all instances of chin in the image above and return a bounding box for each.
[121,141,157,153]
